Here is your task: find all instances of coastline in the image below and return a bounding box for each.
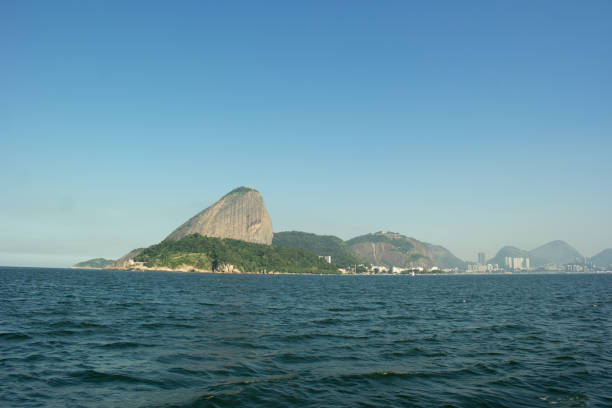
[65,266,612,276]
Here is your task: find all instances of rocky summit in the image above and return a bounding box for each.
[165,186,273,245]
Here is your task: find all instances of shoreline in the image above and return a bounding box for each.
[63,266,612,276]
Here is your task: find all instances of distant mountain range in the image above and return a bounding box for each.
[488,240,586,267]
[71,185,610,272]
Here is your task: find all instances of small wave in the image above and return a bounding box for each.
[97,341,158,349]
[216,310,241,316]
[117,302,144,306]
[541,390,590,407]
[68,370,164,386]
[46,329,76,336]
[326,371,416,385]
[48,320,106,329]
[167,367,205,376]
[140,322,198,329]
[382,315,416,321]
[0,353,47,364]
[382,348,424,358]
[554,355,577,361]
[220,340,268,350]
[326,365,497,385]
[156,374,302,407]
[327,306,378,312]
[281,332,368,342]
[312,318,341,325]
[452,323,528,334]
[0,332,31,340]
[277,352,327,363]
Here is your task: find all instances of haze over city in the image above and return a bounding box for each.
[1,1,611,267]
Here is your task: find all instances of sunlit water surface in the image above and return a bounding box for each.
[1,268,611,407]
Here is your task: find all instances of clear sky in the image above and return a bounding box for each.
[1,0,611,267]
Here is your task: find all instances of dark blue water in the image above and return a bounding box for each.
[1,268,611,407]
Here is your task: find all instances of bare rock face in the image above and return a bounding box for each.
[165,186,273,245]
[215,263,241,274]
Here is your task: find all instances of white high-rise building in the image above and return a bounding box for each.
[505,256,530,270]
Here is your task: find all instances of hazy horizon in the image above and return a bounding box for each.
[2,1,611,267]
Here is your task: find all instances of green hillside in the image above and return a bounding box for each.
[347,232,465,269]
[134,234,339,274]
[272,231,363,267]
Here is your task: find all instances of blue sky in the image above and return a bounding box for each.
[1,1,611,267]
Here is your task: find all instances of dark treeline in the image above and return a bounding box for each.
[272,231,363,268]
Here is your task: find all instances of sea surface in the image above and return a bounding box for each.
[1,268,611,407]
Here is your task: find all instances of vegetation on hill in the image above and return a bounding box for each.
[73,258,115,268]
[347,232,465,269]
[272,231,363,267]
[221,186,257,198]
[347,233,415,253]
[134,234,339,274]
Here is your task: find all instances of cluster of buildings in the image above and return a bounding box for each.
[466,263,500,273]
[466,251,502,273]
[321,251,604,275]
[371,265,427,274]
[466,252,531,273]
[368,265,455,274]
[336,264,456,275]
[505,256,530,270]
[467,252,600,273]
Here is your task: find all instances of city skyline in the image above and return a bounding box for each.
[1,1,611,267]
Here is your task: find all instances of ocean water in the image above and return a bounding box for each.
[1,268,611,408]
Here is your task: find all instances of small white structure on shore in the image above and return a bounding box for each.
[318,255,332,264]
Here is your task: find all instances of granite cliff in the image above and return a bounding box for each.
[166,186,273,245]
